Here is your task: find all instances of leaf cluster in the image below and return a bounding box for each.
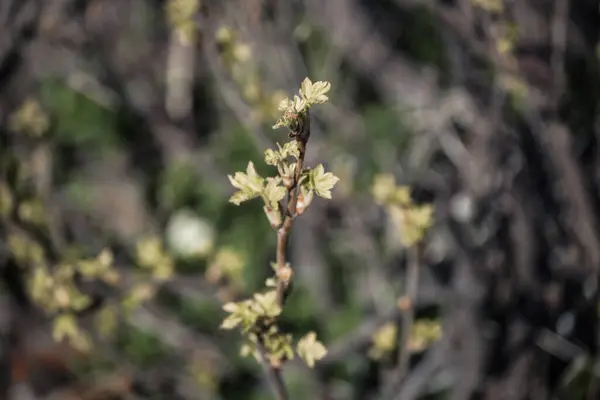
[372,173,434,247]
[228,150,339,223]
[273,78,331,130]
[221,291,326,368]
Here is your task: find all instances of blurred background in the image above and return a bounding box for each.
[1,0,600,399]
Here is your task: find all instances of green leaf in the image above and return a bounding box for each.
[278,97,292,111]
[223,302,240,313]
[300,78,313,100]
[311,164,339,199]
[263,177,286,209]
[220,315,243,330]
[292,95,307,113]
[264,148,280,166]
[280,141,300,159]
[300,78,331,105]
[253,290,282,317]
[297,331,327,368]
[227,161,265,205]
[53,313,79,342]
[307,80,331,104]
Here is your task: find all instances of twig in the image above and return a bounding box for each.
[382,244,422,398]
[257,341,289,400]
[550,0,569,106]
[274,111,310,306]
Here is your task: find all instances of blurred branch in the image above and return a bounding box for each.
[319,287,443,365]
[383,245,422,397]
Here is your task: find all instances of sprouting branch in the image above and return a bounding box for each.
[221,78,334,399]
[275,110,310,306]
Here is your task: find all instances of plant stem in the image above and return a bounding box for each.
[275,112,309,306]
[382,243,422,398]
[257,341,289,400]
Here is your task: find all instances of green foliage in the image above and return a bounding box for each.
[296,331,328,368]
[9,98,50,137]
[372,173,434,247]
[303,164,340,200]
[273,78,331,129]
[117,326,170,366]
[39,78,120,152]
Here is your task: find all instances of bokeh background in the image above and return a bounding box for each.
[1,0,600,399]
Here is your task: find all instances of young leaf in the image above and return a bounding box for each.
[220,315,243,330]
[278,97,292,111]
[300,78,313,100]
[307,81,331,104]
[293,95,307,113]
[253,290,282,317]
[223,302,240,313]
[228,161,265,205]
[263,177,286,209]
[264,148,280,166]
[297,331,327,368]
[311,164,340,199]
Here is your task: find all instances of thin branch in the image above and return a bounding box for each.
[549,0,570,106]
[257,341,289,400]
[275,111,310,307]
[382,244,423,398]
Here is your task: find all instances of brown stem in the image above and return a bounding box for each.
[382,243,422,398]
[257,341,289,400]
[261,112,310,400]
[275,113,309,306]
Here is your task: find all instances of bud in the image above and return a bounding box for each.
[263,206,282,229]
[276,263,293,284]
[283,175,293,190]
[296,189,314,216]
[296,193,306,216]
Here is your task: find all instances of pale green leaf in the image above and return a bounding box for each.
[220,315,242,330]
[253,290,281,317]
[293,95,307,113]
[311,164,339,199]
[297,331,327,368]
[278,97,292,111]
[223,302,239,313]
[300,77,313,100]
[263,177,286,209]
[53,313,79,342]
[264,148,279,166]
[227,161,265,205]
[308,81,331,104]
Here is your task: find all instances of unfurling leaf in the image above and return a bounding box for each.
[220,315,243,330]
[292,95,307,113]
[264,149,280,166]
[388,204,434,247]
[372,173,398,204]
[263,177,286,209]
[228,161,265,205]
[369,322,397,360]
[310,164,339,199]
[253,290,282,317]
[300,78,331,105]
[307,80,331,104]
[300,78,313,100]
[297,331,327,368]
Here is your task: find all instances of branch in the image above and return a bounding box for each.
[257,341,289,400]
[275,111,310,306]
[382,244,422,398]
